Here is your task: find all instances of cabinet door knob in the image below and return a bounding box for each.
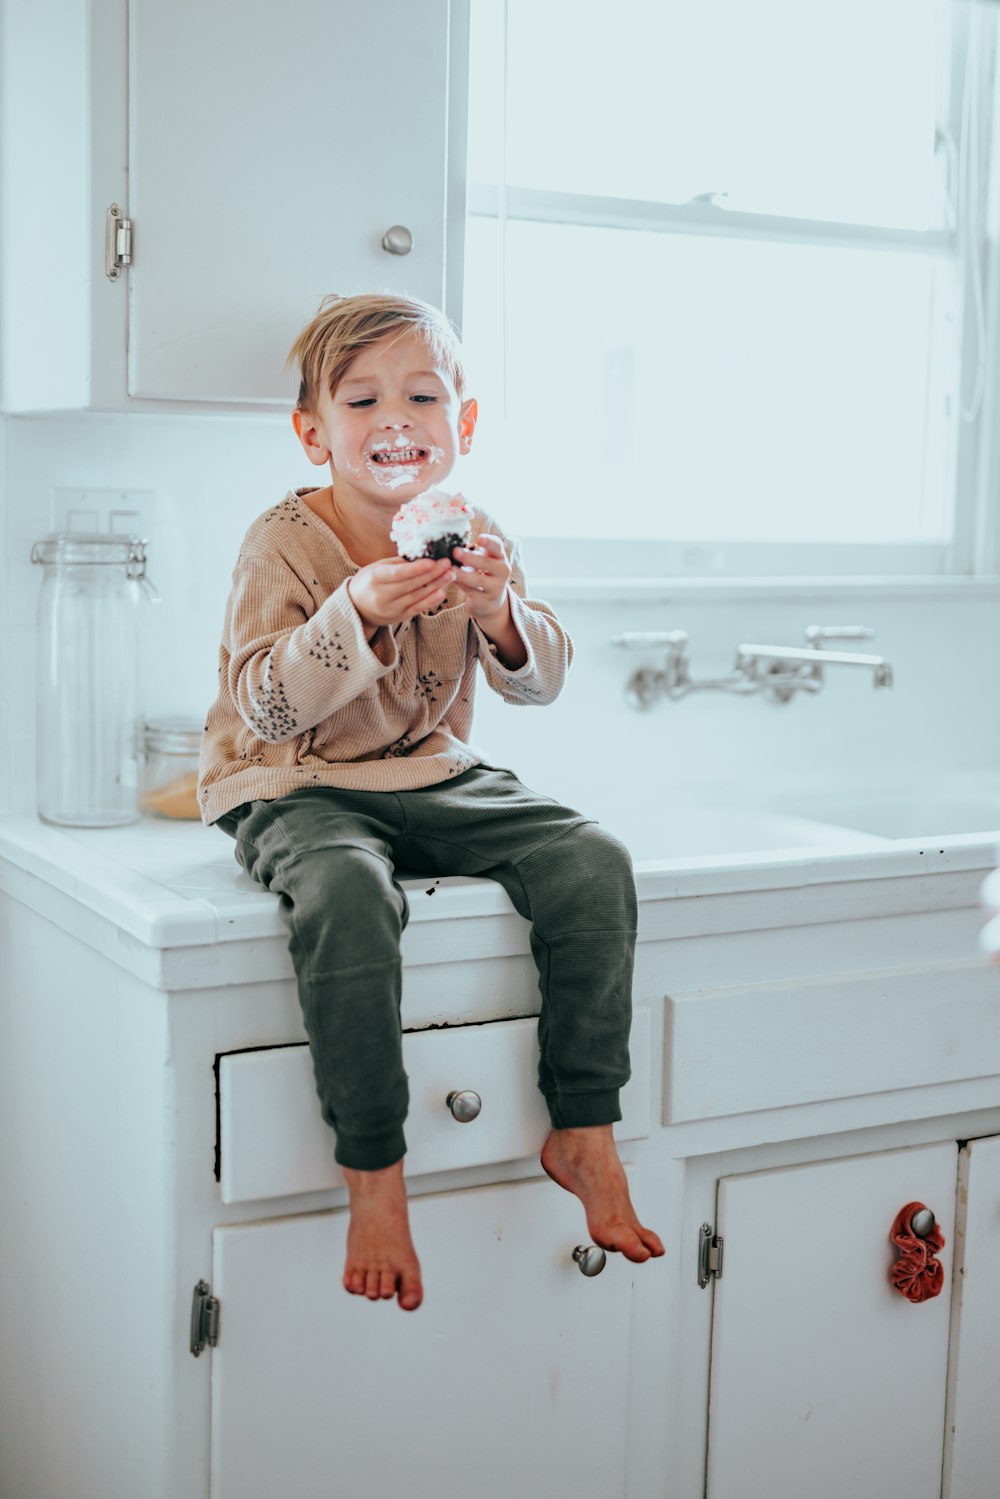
[446,1089,481,1122]
[910,1207,936,1238]
[573,1244,607,1277]
[381,225,414,256]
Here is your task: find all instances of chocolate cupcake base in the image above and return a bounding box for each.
[417,531,469,561]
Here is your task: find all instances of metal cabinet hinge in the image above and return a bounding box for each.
[697,1222,724,1287]
[105,203,133,280]
[190,1280,220,1356]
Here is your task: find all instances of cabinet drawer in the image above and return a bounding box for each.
[218,1009,651,1205]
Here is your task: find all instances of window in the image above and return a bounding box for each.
[459,0,997,576]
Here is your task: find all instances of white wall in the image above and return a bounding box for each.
[0,415,9,814]
[5,409,1000,822]
[475,585,1000,821]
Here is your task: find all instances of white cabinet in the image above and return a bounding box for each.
[3,819,1000,1498]
[0,868,657,1499]
[705,1143,958,1499]
[1,0,469,413]
[210,1177,636,1499]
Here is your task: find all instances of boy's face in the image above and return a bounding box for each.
[293,331,477,512]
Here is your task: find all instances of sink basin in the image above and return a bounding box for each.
[768,791,1000,842]
[582,806,889,864]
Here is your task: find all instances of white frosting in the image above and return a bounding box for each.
[366,433,428,489]
[366,458,420,489]
[390,490,473,560]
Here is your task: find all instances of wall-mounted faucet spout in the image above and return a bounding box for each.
[735,643,894,690]
[612,623,894,708]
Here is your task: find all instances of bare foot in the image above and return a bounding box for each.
[541,1126,665,1263]
[342,1160,423,1311]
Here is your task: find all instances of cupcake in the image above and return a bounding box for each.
[390,490,473,561]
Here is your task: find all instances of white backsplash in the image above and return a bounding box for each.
[4,410,1000,820]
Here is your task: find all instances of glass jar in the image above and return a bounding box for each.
[31,532,157,828]
[141,717,203,820]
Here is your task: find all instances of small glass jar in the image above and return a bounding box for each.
[141,717,203,820]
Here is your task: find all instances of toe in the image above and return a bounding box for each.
[621,1237,653,1263]
[379,1269,397,1300]
[398,1267,423,1311]
[343,1266,365,1296]
[640,1226,666,1257]
[364,1269,382,1300]
[597,1220,652,1262]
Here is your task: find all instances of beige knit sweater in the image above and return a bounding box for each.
[198,489,573,824]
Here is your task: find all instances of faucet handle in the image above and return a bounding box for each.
[805,625,875,649]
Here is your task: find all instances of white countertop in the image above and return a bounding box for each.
[0,811,995,956]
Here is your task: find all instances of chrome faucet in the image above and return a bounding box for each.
[611,630,759,708]
[612,625,894,708]
[735,627,894,702]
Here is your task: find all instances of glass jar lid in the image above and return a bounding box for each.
[31,532,148,566]
[144,716,204,755]
[32,533,158,595]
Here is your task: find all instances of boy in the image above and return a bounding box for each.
[199,292,664,1310]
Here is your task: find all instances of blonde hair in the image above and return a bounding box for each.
[287,292,466,412]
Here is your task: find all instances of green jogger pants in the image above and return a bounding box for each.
[216,766,637,1171]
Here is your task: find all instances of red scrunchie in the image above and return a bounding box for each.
[889,1201,945,1303]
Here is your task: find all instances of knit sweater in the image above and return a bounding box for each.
[198,489,573,823]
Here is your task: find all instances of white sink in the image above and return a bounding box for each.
[768,790,1000,842]
[581,805,889,865]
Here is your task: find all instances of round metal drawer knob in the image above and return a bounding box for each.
[381,225,413,256]
[446,1089,481,1123]
[911,1207,936,1238]
[573,1244,607,1277]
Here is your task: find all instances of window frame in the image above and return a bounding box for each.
[460,0,1000,583]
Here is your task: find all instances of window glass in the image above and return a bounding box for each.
[468,0,948,230]
[460,217,957,543]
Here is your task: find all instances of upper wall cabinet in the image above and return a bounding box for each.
[0,0,469,413]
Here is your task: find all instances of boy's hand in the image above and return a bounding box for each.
[453,535,527,668]
[347,555,456,633]
[451,535,512,624]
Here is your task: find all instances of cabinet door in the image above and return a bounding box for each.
[210,1176,635,1499]
[706,1142,957,1499]
[128,0,466,405]
[943,1134,1000,1499]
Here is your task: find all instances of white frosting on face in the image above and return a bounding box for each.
[363,425,435,487]
[364,431,427,488]
[365,458,421,489]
